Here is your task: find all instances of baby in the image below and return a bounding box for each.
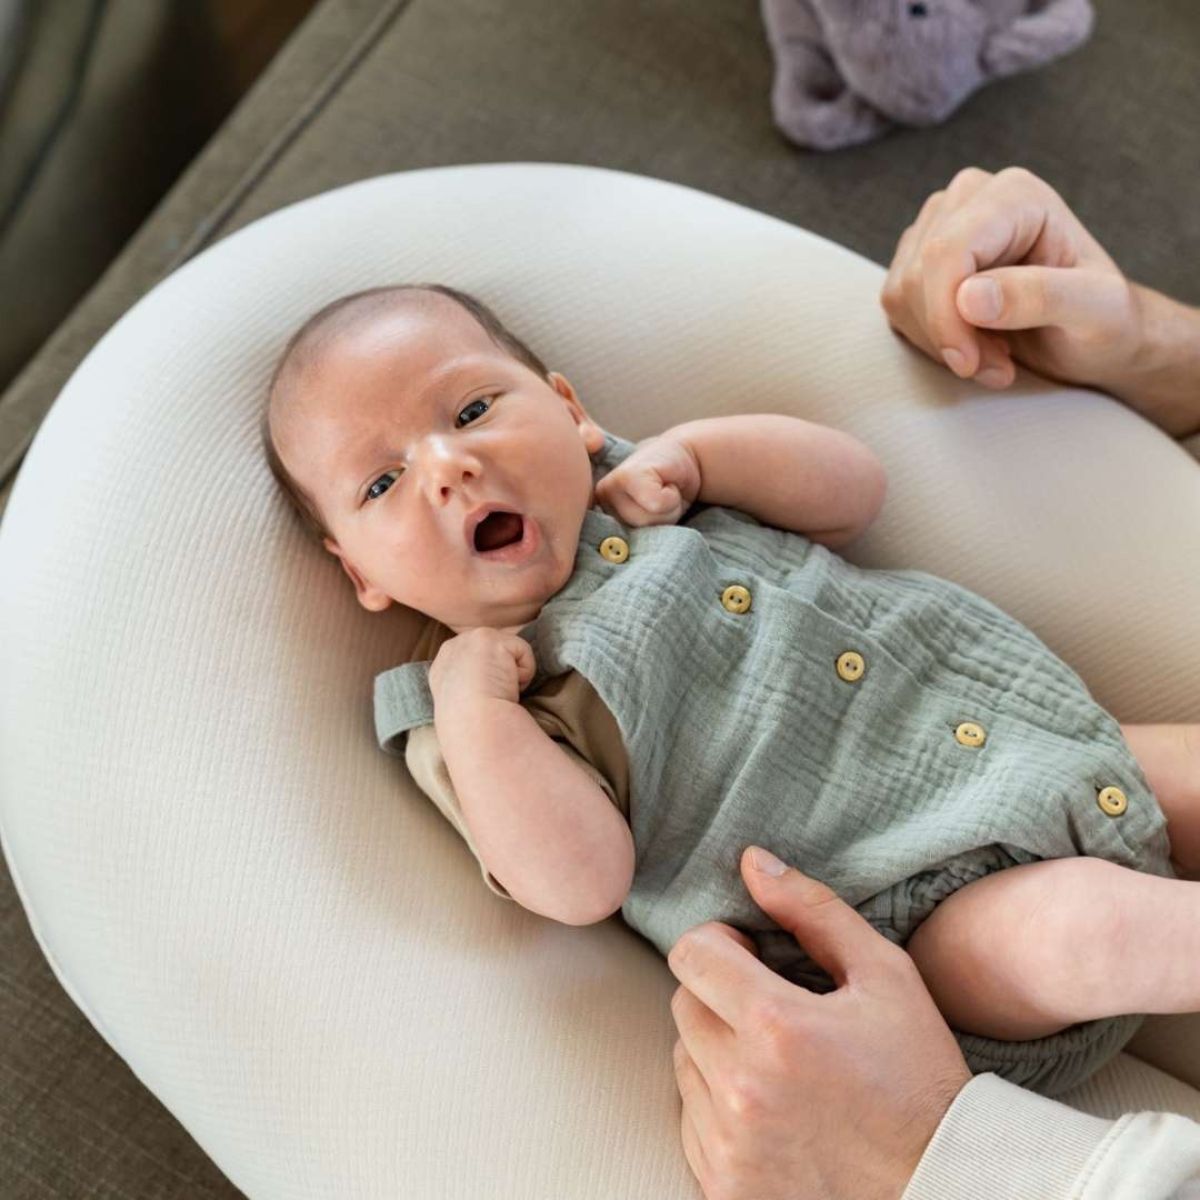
[263,281,1200,1096]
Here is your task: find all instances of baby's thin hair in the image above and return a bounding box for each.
[261,282,554,545]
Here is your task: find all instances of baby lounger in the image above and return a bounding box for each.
[2,162,1200,1199]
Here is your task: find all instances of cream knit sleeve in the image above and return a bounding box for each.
[901,1071,1200,1198]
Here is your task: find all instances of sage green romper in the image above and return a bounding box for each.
[375,429,1175,1097]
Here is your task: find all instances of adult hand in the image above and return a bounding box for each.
[667,846,971,1200]
[879,165,1145,396]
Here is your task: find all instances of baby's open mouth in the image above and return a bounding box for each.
[474,510,525,552]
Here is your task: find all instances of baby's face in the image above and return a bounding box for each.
[276,299,607,634]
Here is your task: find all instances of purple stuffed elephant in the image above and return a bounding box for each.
[761,0,1095,150]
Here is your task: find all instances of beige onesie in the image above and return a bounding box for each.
[401,617,630,899]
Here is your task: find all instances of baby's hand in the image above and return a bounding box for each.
[429,627,537,709]
[593,435,702,528]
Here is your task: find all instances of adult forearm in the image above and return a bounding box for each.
[436,697,633,924]
[1100,283,1200,438]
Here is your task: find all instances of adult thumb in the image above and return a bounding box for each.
[741,846,887,988]
[956,266,1123,336]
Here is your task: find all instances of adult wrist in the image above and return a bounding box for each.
[1099,282,1200,439]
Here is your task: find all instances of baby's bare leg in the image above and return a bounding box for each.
[905,856,1200,1041]
[1120,722,1200,877]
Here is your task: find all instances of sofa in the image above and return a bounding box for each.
[1,0,1198,1196]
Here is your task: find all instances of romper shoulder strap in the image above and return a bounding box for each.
[373,660,435,755]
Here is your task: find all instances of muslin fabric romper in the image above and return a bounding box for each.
[375,429,1176,1097]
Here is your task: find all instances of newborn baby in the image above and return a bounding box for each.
[263,282,1200,1098]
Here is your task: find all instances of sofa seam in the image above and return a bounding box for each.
[163,0,415,274]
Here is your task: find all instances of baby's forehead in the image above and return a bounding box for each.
[272,293,496,431]
[288,312,448,400]
[319,303,488,380]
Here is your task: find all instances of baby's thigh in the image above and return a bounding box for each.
[1120,722,1200,875]
[904,857,1125,1017]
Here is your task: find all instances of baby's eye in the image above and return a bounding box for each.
[456,395,493,426]
[364,471,399,503]
[363,395,496,503]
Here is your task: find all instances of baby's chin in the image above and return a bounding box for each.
[435,580,560,636]
[424,509,589,632]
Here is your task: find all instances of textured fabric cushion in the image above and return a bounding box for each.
[2,162,1199,1199]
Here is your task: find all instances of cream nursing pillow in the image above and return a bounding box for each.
[2,163,1199,1200]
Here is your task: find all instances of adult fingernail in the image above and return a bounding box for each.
[961,277,1002,321]
[942,347,968,376]
[751,846,788,876]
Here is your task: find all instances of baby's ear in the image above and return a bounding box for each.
[580,418,607,455]
[322,539,391,611]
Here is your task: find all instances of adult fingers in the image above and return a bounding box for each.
[882,170,1016,384]
[676,1088,716,1199]
[895,167,994,284]
[917,168,1069,376]
[883,296,1015,388]
[671,1004,717,1130]
[667,921,791,1035]
[666,847,903,1039]
[738,846,907,990]
[956,265,1133,340]
[667,921,761,1135]
[671,983,731,1194]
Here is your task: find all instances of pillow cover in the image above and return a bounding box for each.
[2,163,1198,1198]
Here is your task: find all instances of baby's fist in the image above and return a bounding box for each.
[593,435,701,528]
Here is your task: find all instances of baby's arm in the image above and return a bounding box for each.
[659,413,887,548]
[905,855,1200,1041]
[436,695,634,926]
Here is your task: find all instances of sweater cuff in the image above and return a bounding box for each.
[901,1072,1115,1200]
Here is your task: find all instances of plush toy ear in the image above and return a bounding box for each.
[759,0,893,150]
[980,0,1096,79]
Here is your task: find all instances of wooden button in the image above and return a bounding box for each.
[599,535,629,563]
[1097,786,1128,817]
[954,722,986,747]
[836,651,865,682]
[720,584,752,614]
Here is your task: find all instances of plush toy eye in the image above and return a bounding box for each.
[909,2,928,15]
